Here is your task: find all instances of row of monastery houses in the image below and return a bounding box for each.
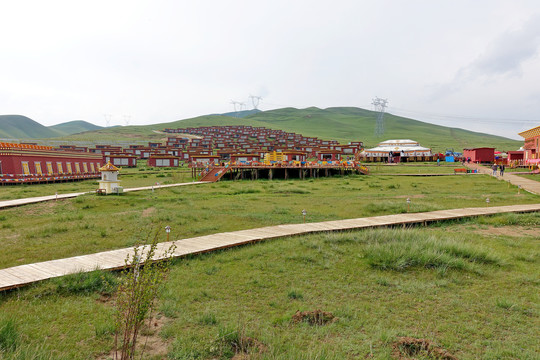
[163,125,363,157]
[0,142,104,183]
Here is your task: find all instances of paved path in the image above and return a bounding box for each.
[0,181,208,210]
[465,163,540,195]
[1,202,540,292]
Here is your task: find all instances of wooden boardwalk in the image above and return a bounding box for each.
[1,202,540,292]
[0,181,208,210]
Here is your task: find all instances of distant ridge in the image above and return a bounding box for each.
[217,109,261,118]
[0,115,60,139]
[0,115,103,139]
[50,120,103,136]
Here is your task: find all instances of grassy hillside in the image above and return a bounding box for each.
[49,120,103,136]
[0,116,103,139]
[0,115,60,139]
[244,107,521,152]
[7,107,522,151]
[65,107,520,152]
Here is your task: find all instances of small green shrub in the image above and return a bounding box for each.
[198,312,218,326]
[287,289,304,300]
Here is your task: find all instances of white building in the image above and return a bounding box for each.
[98,161,123,194]
[362,139,433,160]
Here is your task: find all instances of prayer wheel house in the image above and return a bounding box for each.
[98,162,123,194]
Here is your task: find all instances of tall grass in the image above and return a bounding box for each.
[0,319,18,352]
[53,269,117,295]
[364,229,502,272]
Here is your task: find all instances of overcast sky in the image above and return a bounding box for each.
[1,0,539,140]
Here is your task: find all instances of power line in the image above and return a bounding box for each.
[388,106,539,124]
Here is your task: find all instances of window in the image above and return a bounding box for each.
[90,163,95,173]
[34,162,43,175]
[75,163,81,174]
[0,161,2,175]
[83,163,88,173]
[57,162,64,174]
[113,158,129,166]
[46,162,53,175]
[156,159,170,167]
[66,162,73,174]
[21,161,30,175]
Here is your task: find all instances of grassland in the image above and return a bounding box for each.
[0,165,538,359]
[0,214,538,359]
[0,169,537,268]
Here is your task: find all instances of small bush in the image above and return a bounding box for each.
[287,289,304,300]
[198,312,218,326]
[496,298,517,310]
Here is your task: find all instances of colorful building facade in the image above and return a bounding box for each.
[518,125,540,164]
[0,143,102,183]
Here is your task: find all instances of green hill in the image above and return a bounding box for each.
[36,107,524,152]
[0,115,61,139]
[49,120,103,136]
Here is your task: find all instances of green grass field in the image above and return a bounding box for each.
[0,165,538,359]
[0,214,538,359]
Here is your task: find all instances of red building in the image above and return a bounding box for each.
[147,155,180,167]
[518,125,540,165]
[104,154,138,167]
[0,143,102,184]
[462,148,495,163]
[316,149,342,162]
[507,151,524,165]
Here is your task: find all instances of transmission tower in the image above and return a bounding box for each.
[249,95,262,110]
[123,115,131,126]
[103,114,112,127]
[372,97,388,137]
[230,100,246,117]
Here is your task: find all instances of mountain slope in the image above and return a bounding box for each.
[0,115,61,139]
[49,120,103,136]
[33,107,523,152]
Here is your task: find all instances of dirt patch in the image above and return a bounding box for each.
[292,310,337,326]
[392,337,457,360]
[474,226,538,238]
[23,200,57,216]
[142,207,156,217]
[96,313,171,360]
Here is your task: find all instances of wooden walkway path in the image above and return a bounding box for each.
[0,181,208,210]
[465,163,540,195]
[1,202,540,292]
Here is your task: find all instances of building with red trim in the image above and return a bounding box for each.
[147,155,180,167]
[0,142,102,184]
[518,125,540,164]
[463,148,495,163]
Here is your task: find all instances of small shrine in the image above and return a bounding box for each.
[98,162,123,195]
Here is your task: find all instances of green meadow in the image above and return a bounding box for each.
[0,165,538,359]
